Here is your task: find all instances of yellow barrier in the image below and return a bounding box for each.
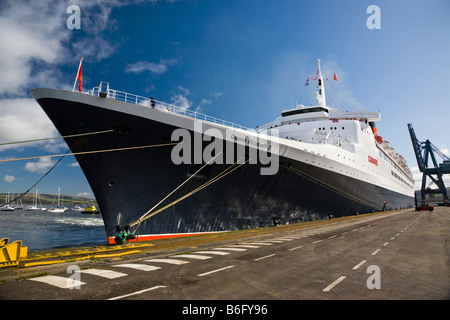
[0,239,28,268]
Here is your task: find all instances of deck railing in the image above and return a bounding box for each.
[86,82,252,132]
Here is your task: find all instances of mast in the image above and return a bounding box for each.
[316,58,326,108]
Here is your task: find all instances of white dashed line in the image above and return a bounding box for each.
[289,245,304,251]
[254,254,276,261]
[108,285,166,300]
[371,249,381,256]
[323,276,346,292]
[198,265,234,277]
[312,240,322,244]
[352,260,367,270]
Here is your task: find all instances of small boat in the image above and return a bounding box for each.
[27,189,45,211]
[49,188,66,213]
[1,204,15,211]
[72,205,85,212]
[82,205,99,214]
[1,193,15,211]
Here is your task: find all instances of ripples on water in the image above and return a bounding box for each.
[0,208,107,251]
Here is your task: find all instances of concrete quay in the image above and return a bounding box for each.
[1,207,449,301]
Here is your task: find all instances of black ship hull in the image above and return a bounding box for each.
[32,89,414,243]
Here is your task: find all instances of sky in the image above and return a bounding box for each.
[1,0,450,199]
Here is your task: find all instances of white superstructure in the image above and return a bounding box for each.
[257,59,413,197]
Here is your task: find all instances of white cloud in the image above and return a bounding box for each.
[0,1,69,96]
[77,192,92,198]
[24,157,56,174]
[170,94,192,109]
[4,175,16,183]
[0,98,59,151]
[0,0,137,152]
[68,162,80,167]
[125,59,178,74]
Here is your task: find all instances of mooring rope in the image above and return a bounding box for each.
[130,157,251,235]
[131,151,224,231]
[0,150,71,207]
[0,129,114,147]
[0,142,179,163]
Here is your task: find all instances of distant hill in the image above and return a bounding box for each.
[0,193,98,206]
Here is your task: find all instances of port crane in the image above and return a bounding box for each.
[407,123,450,209]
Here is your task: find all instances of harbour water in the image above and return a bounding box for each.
[0,208,107,252]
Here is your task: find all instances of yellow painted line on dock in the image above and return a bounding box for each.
[24,243,154,262]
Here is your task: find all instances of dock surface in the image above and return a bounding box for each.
[1,207,449,300]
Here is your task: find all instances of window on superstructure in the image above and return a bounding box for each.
[281,107,329,117]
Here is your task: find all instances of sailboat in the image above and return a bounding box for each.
[1,193,15,211]
[26,189,46,211]
[48,188,67,213]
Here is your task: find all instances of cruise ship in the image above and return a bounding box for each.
[31,59,414,244]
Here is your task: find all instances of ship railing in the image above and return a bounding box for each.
[86,83,252,132]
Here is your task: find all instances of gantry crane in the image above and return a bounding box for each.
[408,123,450,209]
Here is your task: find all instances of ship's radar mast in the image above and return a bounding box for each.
[316,58,326,108]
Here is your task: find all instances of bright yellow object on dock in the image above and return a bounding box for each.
[0,238,28,268]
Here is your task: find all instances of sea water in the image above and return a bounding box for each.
[0,208,107,252]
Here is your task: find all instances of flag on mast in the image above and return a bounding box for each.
[73,57,83,92]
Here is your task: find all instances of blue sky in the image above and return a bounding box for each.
[1,0,450,198]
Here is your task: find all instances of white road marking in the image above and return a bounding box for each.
[256,240,284,243]
[79,269,127,279]
[114,264,161,272]
[213,247,247,252]
[198,265,234,277]
[352,260,367,270]
[28,275,85,289]
[390,236,396,241]
[254,254,276,261]
[108,285,166,300]
[383,242,389,247]
[170,254,211,260]
[323,276,346,292]
[289,245,304,251]
[371,249,381,256]
[272,237,295,241]
[195,251,230,255]
[241,242,273,246]
[145,258,189,265]
[232,244,260,248]
[312,240,322,244]
[328,235,337,239]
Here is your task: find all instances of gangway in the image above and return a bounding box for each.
[407,123,450,208]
